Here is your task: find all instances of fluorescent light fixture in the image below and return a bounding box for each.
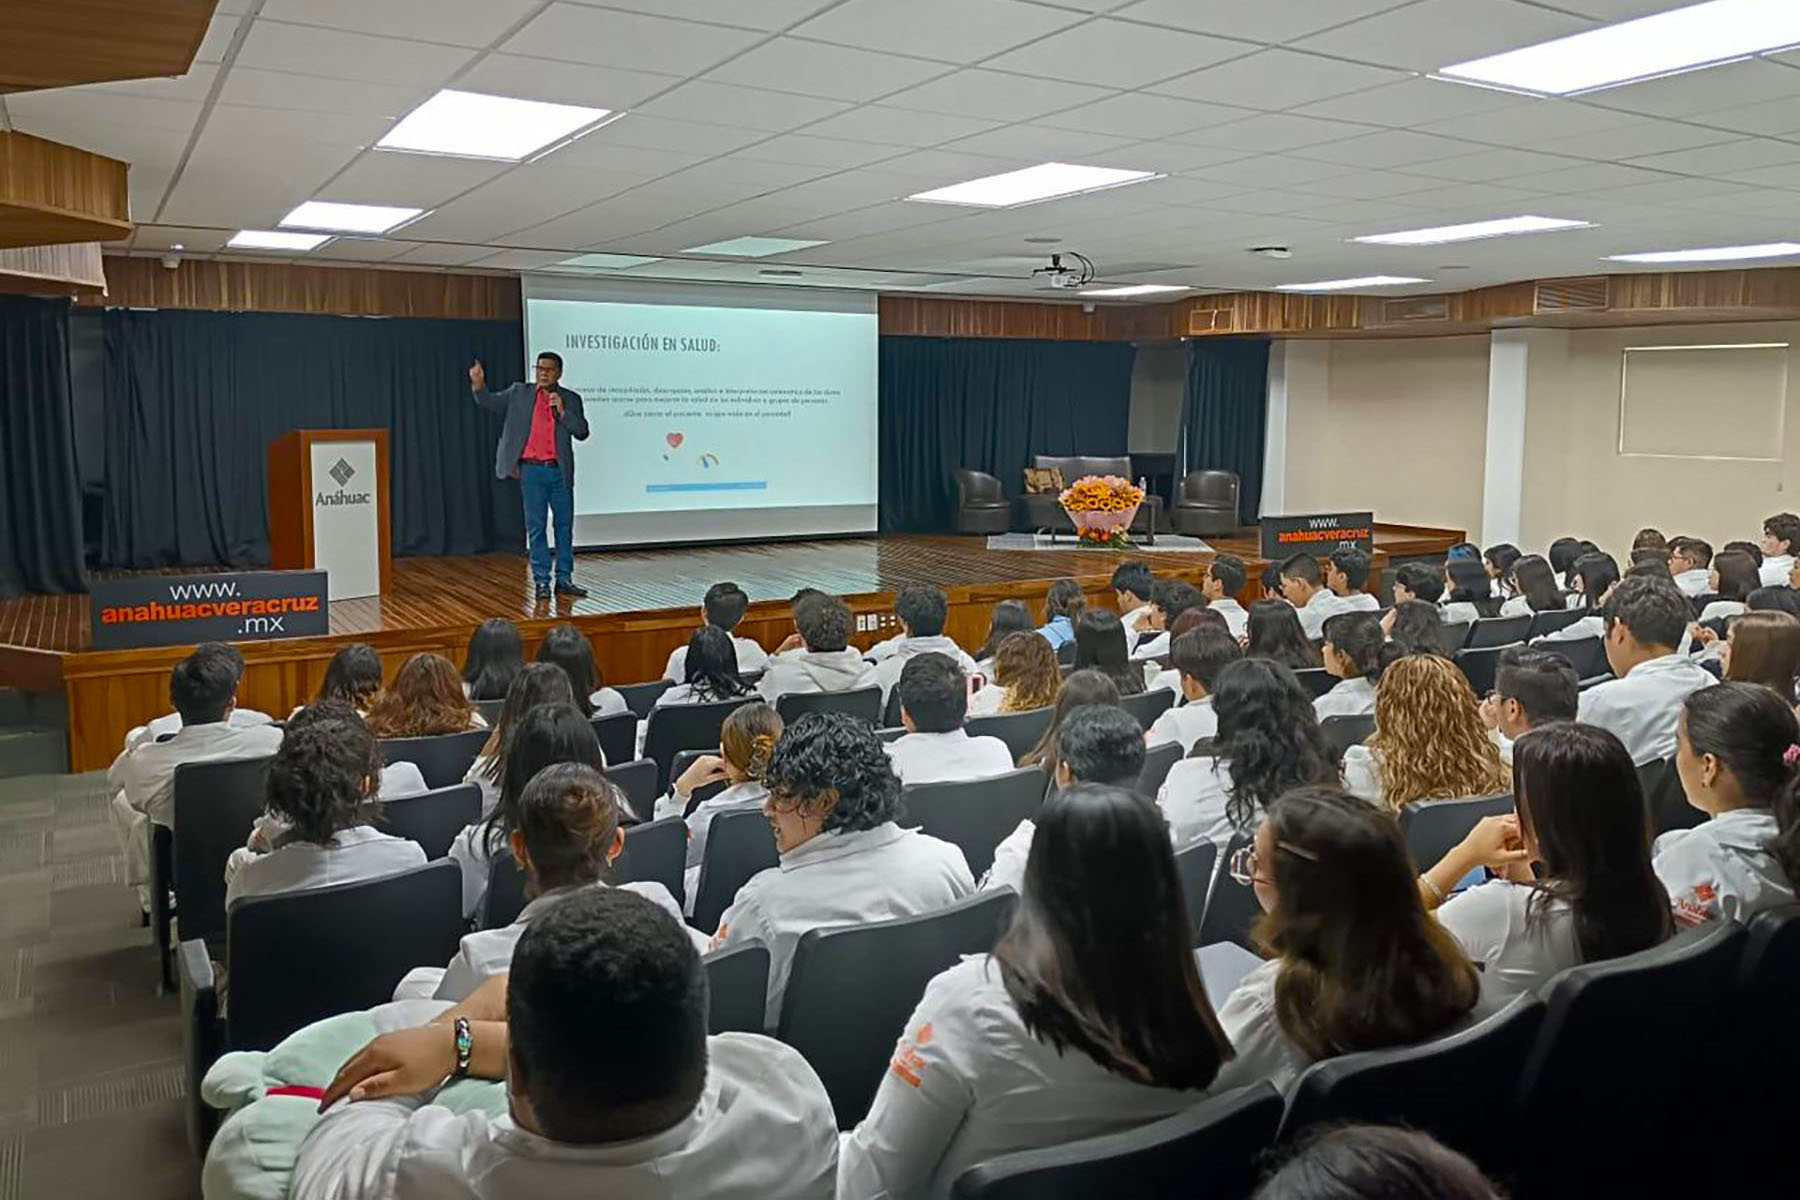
[1352,215,1591,246]
[1606,241,1800,264]
[1276,276,1430,293]
[280,201,423,234]
[226,229,332,251]
[378,89,613,161]
[908,162,1160,208]
[554,252,664,270]
[1083,284,1189,297]
[1437,0,1800,95]
[682,237,827,257]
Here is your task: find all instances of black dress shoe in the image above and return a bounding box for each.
[535,584,553,600]
[554,581,589,598]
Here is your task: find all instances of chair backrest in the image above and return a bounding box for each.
[1453,644,1515,698]
[615,679,673,719]
[949,1081,1283,1200]
[1291,667,1337,699]
[704,941,770,1035]
[591,711,637,768]
[643,697,755,792]
[691,808,780,934]
[376,783,481,860]
[776,685,883,725]
[1136,741,1183,799]
[1119,688,1175,728]
[225,860,465,1050]
[882,685,905,727]
[1319,713,1375,757]
[878,726,906,744]
[1174,840,1217,947]
[1737,904,1800,1073]
[1466,614,1532,649]
[1055,640,1077,667]
[1526,607,1587,639]
[1636,756,1702,835]
[669,747,728,814]
[967,706,1054,764]
[472,698,504,726]
[1436,620,1472,655]
[1399,794,1515,871]
[1180,469,1239,507]
[1537,634,1607,680]
[779,888,1020,1128]
[480,851,529,929]
[612,815,688,909]
[1035,454,1131,481]
[378,729,491,789]
[172,756,276,947]
[1197,829,1261,951]
[602,758,659,820]
[901,767,1049,878]
[954,468,1003,503]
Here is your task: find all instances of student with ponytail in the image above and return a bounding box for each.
[1315,611,1397,720]
[655,702,784,912]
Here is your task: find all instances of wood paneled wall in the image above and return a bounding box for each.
[0,0,215,93]
[0,133,131,249]
[877,294,1173,340]
[88,255,522,319]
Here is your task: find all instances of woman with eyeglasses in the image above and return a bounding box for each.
[1209,787,1485,1094]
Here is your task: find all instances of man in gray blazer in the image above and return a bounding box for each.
[470,351,590,600]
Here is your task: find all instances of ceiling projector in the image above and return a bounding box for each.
[1032,251,1094,290]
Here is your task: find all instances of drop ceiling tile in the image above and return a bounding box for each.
[705,39,951,102]
[1111,0,1411,43]
[127,169,175,221]
[203,103,390,149]
[5,116,189,174]
[455,55,681,110]
[390,241,497,265]
[1544,0,1700,17]
[159,140,363,226]
[1584,58,1800,120]
[1207,189,1322,216]
[257,0,540,47]
[1604,176,1767,206]
[555,115,769,159]
[314,237,413,262]
[733,133,911,168]
[1413,147,1587,183]
[1172,112,1377,153]
[1293,129,1476,168]
[1124,176,1252,206]
[940,124,1135,161]
[790,0,1085,62]
[1505,161,1670,193]
[1625,138,1800,177]
[1693,96,1800,138]
[400,162,644,241]
[236,20,469,86]
[320,151,513,208]
[1418,99,1643,146]
[1721,162,1800,190]
[637,81,853,132]
[766,201,970,240]
[1082,141,1259,173]
[566,0,839,30]
[1292,170,1440,200]
[4,90,203,135]
[533,138,709,179]
[471,248,581,269]
[79,64,221,104]
[1292,0,1593,72]
[216,67,427,117]
[878,69,1117,122]
[1385,182,1565,211]
[1291,77,1521,129]
[983,19,1253,89]
[1533,118,1742,161]
[502,4,762,74]
[194,11,243,64]
[131,226,232,253]
[1189,154,1359,189]
[802,105,1004,148]
[863,147,1047,185]
[1039,93,1255,139]
[1152,49,1409,110]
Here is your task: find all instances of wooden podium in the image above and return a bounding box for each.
[269,429,391,601]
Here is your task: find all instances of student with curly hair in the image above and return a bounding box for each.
[708,712,974,1025]
[1343,655,1509,812]
[364,652,486,739]
[969,630,1062,718]
[655,703,785,911]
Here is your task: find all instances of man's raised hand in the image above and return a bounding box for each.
[469,360,486,390]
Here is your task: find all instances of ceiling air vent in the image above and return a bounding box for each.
[1535,276,1608,313]
[1379,295,1450,323]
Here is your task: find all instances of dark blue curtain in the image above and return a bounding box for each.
[0,297,85,594]
[1177,338,1270,525]
[879,336,1136,531]
[101,309,525,569]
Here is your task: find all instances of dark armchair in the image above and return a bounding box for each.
[1172,469,1240,537]
[952,469,1011,535]
[1015,455,1161,542]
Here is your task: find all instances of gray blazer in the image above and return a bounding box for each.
[472,382,590,483]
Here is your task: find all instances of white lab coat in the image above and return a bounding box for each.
[757,649,879,706]
[982,821,1035,894]
[1146,666,1182,694]
[871,637,980,705]
[224,825,426,910]
[589,688,628,719]
[653,780,770,914]
[1760,554,1794,588]
[1533,615,1604,644]
[1207,598,1249,639]
[1654,807,1796,927]
[288,1032,838,1200]
[1294,590,1346,640]
[1131,631,1170,662]
[965,685,1007,717]
[449,824,503,921]
[1122,603,1156,633]
[125,705,275,753]
[1440,600,1483,626]
[1436,881,1579,999]
[1673,568,1711,598]
[1157,756,1248,853]
[886,729,1015,786]
[1576,653,1717,765]
[1313,677,1375,720]
[710,822,974,1028]
[1336,592,1381,613]
[1147,696,1217,753]
[1499,595,1532,619]
[462,753,501,818]
[1341,744,1385,806]
[663,635,771,683]
[1697,600,1746,625]
[225,761,430,888]
[837,955,1210,1200]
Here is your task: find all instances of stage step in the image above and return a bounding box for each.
[0,725,67,778]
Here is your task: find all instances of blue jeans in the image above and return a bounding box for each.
[520,462,573,586]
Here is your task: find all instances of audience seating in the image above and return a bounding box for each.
[1291,667,1338,699]
[611,815,689,909]
[1399,794,1515,872]
[1437,620,1471,655]
[949,1081,1283,1200]
[877,726,906,743]
[1196,830,1260,952]
[953,469,1012,535]
[1136,741,1182,798]
[704,941,771,1035]
[1454,644,1516,697]
[602,757,658,818]
[1465,614,1531,649]
[779,888,1019,1128]
[1170,470,1240,538]
[691,808,780,934]
[591,711,636,768]
[1320,713,1375,758]
[1055,640,1076,667]
[1119,688,1176,729]
[882,687,905,727]
[615,679,673,718]
[643,697,756,792]
[150,825,176,991]
[480,853,529,929]
[472,698,503,726]
[967,706,1054,764]
[378,729,491,789]
[1174,840,1217,947]
[670,747,728,813]
[1736,905,1800,1075]
[901,766,1048,879]
[171,756,275,953]
[376,782,480,859]
[1636,756,1702,836]
[776,685,883,726]
[1526,607,1588,638]
[1536,635,1607,680]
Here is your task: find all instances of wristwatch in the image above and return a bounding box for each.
[451,1016,473,1080]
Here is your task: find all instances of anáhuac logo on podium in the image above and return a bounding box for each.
[317,457,372,506]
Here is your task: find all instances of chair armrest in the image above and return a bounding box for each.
[179,938,224,1158]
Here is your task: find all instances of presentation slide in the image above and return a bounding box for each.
[522,277,878,547]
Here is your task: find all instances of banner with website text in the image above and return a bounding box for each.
[89,570,328,650]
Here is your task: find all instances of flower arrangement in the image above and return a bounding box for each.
[1059,474,1144,548]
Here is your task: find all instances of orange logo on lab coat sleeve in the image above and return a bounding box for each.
[891,1022,933,1088]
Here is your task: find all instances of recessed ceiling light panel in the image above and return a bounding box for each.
[1276,276,1431,293]
[280,201,423,234]
[1083,284,1189,297]
[908,162,1160,208]
[553,253,664,271]
[1606,242,1800,264]
[681,237,828,257]
[378,89,614,161]
[227,229,332,251]
[1352,216,1591,246]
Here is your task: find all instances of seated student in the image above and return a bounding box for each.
[450,703,608,921]
[1446,541,1481,563]
[1254,1125,1503,1200]
[1633,526,1668,553]
[972,600,1034,678]
[108,646,285,911]
[886,653,1015,786]
[708,713,975,1022]
[1498,554,1564,618]
[1315,611,1395,720]
[1720,610,1800,701]
[1158,658,1338,853]
[465,663,575,817]
[1699,547,1760,624]
[1760,511,1800,587]
[1074,608,1147,695]
[1533,551,1619,644]
[224,704,426,909]
[306,643,384,717]
[365,652,488,739]
[1390,561,1444,607]
[661,581,768,682]
[841,784,1231,1199]
[1019,669,1121,779]
[1279,553,1347,640]
[1111,561,1158,632]
[1577,575,1716,765]
[293,888,839,1200]
[757,593,879,704]
[1419,723,1671,998]
[1325,548,1380,612]
[772,586,827,656]
[1201,553,1251,638]
[655,626,752,708]
[1209,787,1484,1094]
[534,625,626,719]
[1146,607,1227,693]
[1344,654,1509,811]
[1483,543,1520,598]
[870,584,978,704]
[1440,559,1503,624]
[656,703,782,911]
[1657,683,1800,925]
[1036,579,1085,651]
[124,641,275,750]
[1383,600,1448,658]
[1547,536,1585,592]
[1478,647,1578,765]
[968,630,1061,718]
[1259,562,1284,602]
[461,618,523,703]
[1132,580,1203,661]
[1244,599,1323,671]
[1147,627,1241,752]
[1668,536,1714,598]
[1631,547,1673,577]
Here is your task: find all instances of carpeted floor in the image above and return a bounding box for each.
[0,769,196,1199]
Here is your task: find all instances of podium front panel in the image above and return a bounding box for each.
[309,439,382,601]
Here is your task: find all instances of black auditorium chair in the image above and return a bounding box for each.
[967,707,1054,764]
[615,679,672,719]
[643,697,755,792]
[776,685,883,726]
[1136,740,1182,798]
[900,767,1048,878]
[603,757,659,818]
[1399,794,1515,872]
[949,1081,1283,1200]
[1119,688,1175,729]
[1319,713,1375,758]
[377,782,480,860]
[1636,756,1702,836]
[151,826,176,991]
[1291,667,1338,700]
[1536,635,1607,681]
[779,888,1019,1128]
[1055,641,1077,667]
[378,729,491,789]
[472,698,504,726]
[691,809,780,934]
[953,469,1012,536]
[1196,830,1260,952]
[669,747,727,813]
[1465,614,1531,649]
[481,853,529,930]
[611,815,688,910]
[883,686,905,728]
[704,941,771,1035]
[1526,608,1587,639]
[1174,840,1217,946]
[591,711,637,768]
[1737,905,1800,1075]
[1453,645,1513,697]
[171,756,275,954]
[878,726,907,743]
[1436,620,1472,655]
